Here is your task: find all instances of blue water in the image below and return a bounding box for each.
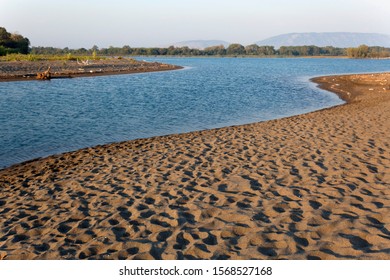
[0,58,389,168]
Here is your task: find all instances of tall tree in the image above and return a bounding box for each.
[226,44,245,55]
[245,44,260,55]
[0,27,11,46]
[0,27,30,54]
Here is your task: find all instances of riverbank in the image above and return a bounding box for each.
[0,57,182,82]
[0,72,389,260]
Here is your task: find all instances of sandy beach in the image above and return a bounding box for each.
[0,72,389,260]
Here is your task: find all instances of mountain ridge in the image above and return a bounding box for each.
[170,33,390,49]
[255,32,390,48]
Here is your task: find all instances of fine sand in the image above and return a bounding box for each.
[0,72,389,260]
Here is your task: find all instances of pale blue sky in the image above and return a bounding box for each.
[1,0,389,48]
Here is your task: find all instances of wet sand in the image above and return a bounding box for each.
[0,72,389,260]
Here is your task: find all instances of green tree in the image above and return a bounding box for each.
[347,47,356,58]
[347,45,370,58]
[357,44,369,58]
[0,27,30,54]
[258,46,276,56]
[204,45,226,56]
[0,45,7,56]
[9,33,30,53]
[226,44,245,55]
[0,27,11,46]
[279,46,299,56]
[121,45,132,55]
[245,44,260,55]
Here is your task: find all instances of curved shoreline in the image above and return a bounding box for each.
[0,72,389,260]
[0,72,376,171]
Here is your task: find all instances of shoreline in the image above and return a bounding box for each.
[0,72,389,260]
[0,58,183,82]
[0,72,372,171]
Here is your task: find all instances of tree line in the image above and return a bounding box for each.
[0,27,30,55]
[2,26,390,58]
[30,44,346,57]
[29,44,390,58]
[346,45,390,58]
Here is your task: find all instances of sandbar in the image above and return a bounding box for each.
[0,58,182,82]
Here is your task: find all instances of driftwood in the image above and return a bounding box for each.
[36,66,51,80]
[77,59,90,66]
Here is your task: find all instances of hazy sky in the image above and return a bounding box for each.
[1,0,390,48]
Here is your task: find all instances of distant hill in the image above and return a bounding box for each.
[256,32,390,48]
[173,40,230,49]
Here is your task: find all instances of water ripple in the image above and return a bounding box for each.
[0,58,389,168]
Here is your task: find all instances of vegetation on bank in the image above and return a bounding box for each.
[28,44,390,59]
[0,27,30,55]
[0,53,104,62]
[1,26,390,59]
[346,45,390,58]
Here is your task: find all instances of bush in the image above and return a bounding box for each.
[0,45,6,56]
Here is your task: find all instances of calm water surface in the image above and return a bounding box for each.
[0,58,389,168]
